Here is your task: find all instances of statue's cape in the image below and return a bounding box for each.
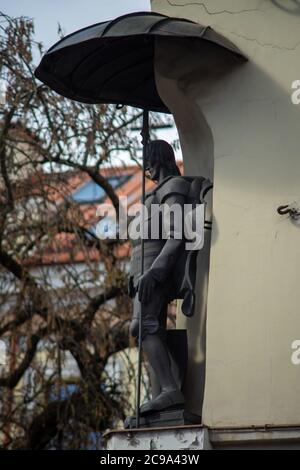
[150,175,213,317]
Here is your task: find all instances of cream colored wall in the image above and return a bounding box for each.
[152,0,300,426]
[154,35,217,416]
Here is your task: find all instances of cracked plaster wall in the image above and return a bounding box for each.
[152,0,300,426]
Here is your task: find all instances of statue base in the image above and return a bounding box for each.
[124,409,201,429]
[104,424,211,450]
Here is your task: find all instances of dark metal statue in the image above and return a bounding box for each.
[128,140,212,419]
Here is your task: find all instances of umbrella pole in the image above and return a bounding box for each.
[136,109,149,428]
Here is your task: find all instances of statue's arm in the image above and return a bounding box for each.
[149,193,185,283]
[138,193,186,303]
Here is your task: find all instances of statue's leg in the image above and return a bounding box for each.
[141,300,177,393]
[130,288,185,413]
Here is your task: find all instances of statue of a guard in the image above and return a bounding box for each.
[128,140,212,415]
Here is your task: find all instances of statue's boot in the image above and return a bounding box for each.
[140,389,185,415]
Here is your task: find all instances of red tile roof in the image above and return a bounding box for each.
[26,162,184,266]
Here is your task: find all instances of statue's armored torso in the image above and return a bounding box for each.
[128,174,212,316]
[129,175,189,283]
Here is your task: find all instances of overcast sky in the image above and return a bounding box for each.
[1,0,151,50]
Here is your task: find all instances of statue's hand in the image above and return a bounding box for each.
[138,271,157,304]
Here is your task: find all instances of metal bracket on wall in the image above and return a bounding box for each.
[277,204,300,220]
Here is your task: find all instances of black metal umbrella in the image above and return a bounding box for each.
[35,11,246,113]
[35,11,246,428]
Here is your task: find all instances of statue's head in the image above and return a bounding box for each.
[146,140,181,181]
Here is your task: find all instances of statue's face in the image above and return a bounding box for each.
[146,159,160,182]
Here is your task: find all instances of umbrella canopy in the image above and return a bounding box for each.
[35,11,246,113]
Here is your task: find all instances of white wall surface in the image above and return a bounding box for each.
[152,0,300,426]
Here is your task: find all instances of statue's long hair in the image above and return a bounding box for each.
[146,140,181,176]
